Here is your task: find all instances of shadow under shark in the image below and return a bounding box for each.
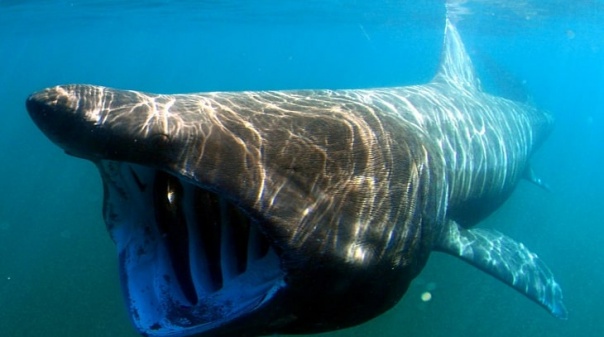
[26,19,566,337]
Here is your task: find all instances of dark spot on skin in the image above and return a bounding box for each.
[150,322,162,330]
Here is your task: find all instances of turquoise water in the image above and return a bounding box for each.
[1,1,603,336]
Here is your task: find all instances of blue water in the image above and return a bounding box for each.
[0,1,603,336]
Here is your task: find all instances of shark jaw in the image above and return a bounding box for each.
[101,161,285,336]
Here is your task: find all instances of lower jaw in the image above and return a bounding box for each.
[99,162,284,336]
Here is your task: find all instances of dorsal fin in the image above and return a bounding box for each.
[432,18,481,91]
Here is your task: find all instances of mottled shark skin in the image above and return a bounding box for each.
[26,20,566,337]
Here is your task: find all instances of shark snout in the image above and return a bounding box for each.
[26,85,83,115]
[26,84,175,163]
[26,86,85,152]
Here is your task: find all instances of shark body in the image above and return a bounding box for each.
[26,20,566,337]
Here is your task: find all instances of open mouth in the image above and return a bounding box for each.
[99,161,285,336]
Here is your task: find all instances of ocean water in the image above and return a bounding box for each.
[0,1,602,336]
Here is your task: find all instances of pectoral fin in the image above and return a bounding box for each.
[435,220,567,319]
[524,165,552,192]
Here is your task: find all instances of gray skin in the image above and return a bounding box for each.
[26,20,566,337]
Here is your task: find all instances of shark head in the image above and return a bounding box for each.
[26,84,436,336]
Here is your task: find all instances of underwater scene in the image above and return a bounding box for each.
[0,1,603,336]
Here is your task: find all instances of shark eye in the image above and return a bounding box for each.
[151,132,171,146]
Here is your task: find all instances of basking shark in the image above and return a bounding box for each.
[26,20,566,337]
